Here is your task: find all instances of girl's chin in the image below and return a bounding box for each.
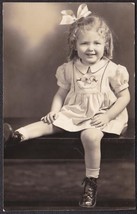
[80,57,103,66]
[83,59,99,66]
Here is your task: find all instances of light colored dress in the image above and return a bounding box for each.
[53,58,129,135]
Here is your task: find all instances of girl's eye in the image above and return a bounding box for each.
[94,41,101,45]
[80,41,102,45]
[80,42,89,45]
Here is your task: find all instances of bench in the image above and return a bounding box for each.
[4,119,135,160]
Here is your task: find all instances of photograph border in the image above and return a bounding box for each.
[1,0,136,213]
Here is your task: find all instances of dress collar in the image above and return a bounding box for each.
[74,58,109,74]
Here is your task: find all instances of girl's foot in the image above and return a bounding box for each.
[79,177,97,208]
[4,123,13,144]
[4,123,23,145]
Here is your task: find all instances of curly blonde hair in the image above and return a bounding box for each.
[67,15,113,61]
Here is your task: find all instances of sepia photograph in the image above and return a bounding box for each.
[3,2,135,212]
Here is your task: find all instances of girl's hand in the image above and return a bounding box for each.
[41,111,58,124]
[91,113,110,128]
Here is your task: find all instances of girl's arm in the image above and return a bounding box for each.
[92,88,130,127]
[106,88,130,121]
[41,87,69,124]
[50,87,68,112]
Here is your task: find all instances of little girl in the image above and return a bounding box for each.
[4,4,130,208]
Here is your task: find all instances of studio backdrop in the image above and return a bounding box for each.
[3,2,135,120]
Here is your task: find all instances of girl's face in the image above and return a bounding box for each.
[76,29,106,65]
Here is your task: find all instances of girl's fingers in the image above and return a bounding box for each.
[91,120,105,128]
[41,113,58,124]
[41,117,47,123]
[95,123,104,128]
[41,116,50,123]
[91,118,99,124]
[92,123,105,129]
[50,114,56,123]
[47,114,53,124]
[91,120,101,125]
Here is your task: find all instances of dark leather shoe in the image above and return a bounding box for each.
[4,123,23,145]
[79,177,97,208]
[4,123,13,144]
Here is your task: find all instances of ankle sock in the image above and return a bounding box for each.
[86,168,100,178]
[15,127,29,141]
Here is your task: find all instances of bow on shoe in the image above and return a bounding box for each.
[60,4,92,25]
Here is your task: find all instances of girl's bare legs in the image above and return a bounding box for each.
[16,121,63,141]
[79,128,104,208]
[80,128,104,178]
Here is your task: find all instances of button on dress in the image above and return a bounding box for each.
[53,58,129,135]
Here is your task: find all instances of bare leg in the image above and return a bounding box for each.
[80,128,104,178]
[16,121,63,141]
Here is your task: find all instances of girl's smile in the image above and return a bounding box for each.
[76,30,106,66]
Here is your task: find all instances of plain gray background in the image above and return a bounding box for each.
[3,2,135,120]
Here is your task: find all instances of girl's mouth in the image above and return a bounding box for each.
[86,53,96,57]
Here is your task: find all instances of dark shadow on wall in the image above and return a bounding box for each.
[3,2,135,119]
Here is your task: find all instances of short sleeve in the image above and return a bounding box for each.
[109,65,129,94]
[55,63,71,90]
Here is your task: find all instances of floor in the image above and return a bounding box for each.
[4,159,135,211]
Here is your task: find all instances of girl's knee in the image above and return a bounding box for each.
[81,129,103,149]
[81,129,103,142]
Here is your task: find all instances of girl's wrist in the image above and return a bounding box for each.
[105,112,112,122]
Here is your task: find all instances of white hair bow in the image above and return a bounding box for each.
[60,4,92,25]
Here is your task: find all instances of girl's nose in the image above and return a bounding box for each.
[87,43,94,51]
